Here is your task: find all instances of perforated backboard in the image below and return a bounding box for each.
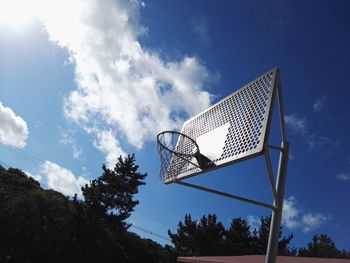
[163,68,279,184]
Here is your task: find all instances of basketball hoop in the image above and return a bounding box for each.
[157,131,206,181]
[156,69,290,263]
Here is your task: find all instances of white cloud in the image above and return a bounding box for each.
[302,213,329,233]
[191,16,211,47]
[60,132,83,159]
[40,160,89,196]
[72,145,83,159]
[251,196,329,233]
[313,99,323,112]
[93,130,125,168]
[24,170,42,182]
[336,173,350,181]
[307,134,340,152]
[34,0,215,161]
[249,196,329,233]
[313,96,326,112]
[247,215,260,231]
[285,113,338,153]
[281,196,329,232]
[282,196,300,229]
[285,115,306,135]
[0,102,28,148]
[81,166,90,177]
[289,153,295,161]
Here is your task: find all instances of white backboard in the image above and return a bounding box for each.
[163,68,279,184]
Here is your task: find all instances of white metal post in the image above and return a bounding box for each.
[265,141,289,263]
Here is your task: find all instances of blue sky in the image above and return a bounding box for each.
[0,0,349,250]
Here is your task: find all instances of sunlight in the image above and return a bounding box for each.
[0,0,47,30]
[0,0,33,29]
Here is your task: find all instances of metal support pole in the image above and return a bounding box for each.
[265,141,289,263]
[174,181,275,210]
[264,149,279,207]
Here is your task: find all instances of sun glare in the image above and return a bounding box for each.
[0,0,42,30]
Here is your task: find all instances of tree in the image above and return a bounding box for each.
[226,218,252,255]
[82,154,146,228]
[169,214,295,257]
[168,214,199,256]
[169,214,227,256]
[124,232,177,263]
[299,234,350,259]
[168,214,227,256]
[0,159,176,262]
[250,216,294,255]
[196,214,226,256]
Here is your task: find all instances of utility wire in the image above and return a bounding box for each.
[133,210,178,229]
[0,143,43,163]
[0,143,43,166]
[138,206,179,227]
[130,224,171,243]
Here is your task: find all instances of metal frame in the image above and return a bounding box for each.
[167,68,289,263]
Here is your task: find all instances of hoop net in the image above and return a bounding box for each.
[157,131,200,181]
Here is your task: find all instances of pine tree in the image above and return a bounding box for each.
[196,214,226,256]
[226,218,252,255]
[168,214,199,256]
[0,160,178,262]
[82,154,146,228]
[299,234,349,259]
[169,214,226,256]
[251,216,294,255]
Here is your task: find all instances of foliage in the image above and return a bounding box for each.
[168,214,226,256]
[124,232,177,263]
[299,234,350,259]
[251,216,294,255]
[0,157,174,263]
[169,214,295,257]
[196,214,226,256]
[169,214,350,259]
[1,160,349,262]
[225,218,252,255]
[82,154,146,228]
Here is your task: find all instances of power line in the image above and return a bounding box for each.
[130,224,171,243]
[0,143,43,163]
[0,143,43,166]
[138,206,179,227]
[133,210,178,229]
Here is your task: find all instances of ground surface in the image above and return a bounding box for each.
[178,255,350,263]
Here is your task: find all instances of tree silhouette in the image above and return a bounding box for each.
[170,214,295,257]
[169,214,227,256]
[3,162,350,262]
[251,216,294,255]
[299,234,350,259]
[196,214,226,256]
[0,158,175,263]
[226,218,252,255]
[168,214,199,256]
[82,154,146,228]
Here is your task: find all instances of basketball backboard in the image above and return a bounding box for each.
[160,68,279,184]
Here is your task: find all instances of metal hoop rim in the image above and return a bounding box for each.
[157,130,200,158]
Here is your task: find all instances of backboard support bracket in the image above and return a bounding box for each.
[174,180,275,210]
